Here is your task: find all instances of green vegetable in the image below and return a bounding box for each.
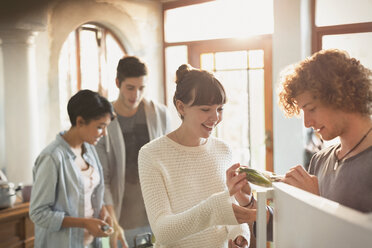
[238,167,272,187]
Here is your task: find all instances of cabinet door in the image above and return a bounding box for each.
[0,203,34,248]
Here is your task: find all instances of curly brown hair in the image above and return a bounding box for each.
[278,49,372,117]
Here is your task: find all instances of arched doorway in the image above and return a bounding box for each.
[58,23,126,129]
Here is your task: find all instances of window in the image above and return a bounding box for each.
[200,50,266,169]
[58,24,126,129]
[311,0,372,54]
[311,0,372,147]
[315,0,372,26]
[163,0,274,171]
[164,0,273,42]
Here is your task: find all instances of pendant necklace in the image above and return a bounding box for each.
[334,126,372,170]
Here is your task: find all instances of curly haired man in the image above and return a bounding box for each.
[279,49,372,213]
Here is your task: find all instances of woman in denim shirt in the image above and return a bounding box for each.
[30,90,115,248]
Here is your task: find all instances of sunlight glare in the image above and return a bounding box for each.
[165,0,273,42]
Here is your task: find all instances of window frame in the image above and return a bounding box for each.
[74,23,126,97]
[311,0,372,53]
[162,1,273,171]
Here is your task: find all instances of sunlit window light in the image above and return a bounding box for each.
[164,0,273,42]
[58,24,125,129]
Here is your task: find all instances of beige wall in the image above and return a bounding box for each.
[272,0,311,174]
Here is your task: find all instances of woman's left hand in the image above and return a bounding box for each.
[228,235,249,248]
[232,203,256,224]
[226,164,252,206]
[226,163,247,196]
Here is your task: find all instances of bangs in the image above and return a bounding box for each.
[191,76,227,106]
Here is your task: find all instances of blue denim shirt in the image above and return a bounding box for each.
[30,132,104,248]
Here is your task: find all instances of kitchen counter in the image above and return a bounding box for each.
[0,202,34,248]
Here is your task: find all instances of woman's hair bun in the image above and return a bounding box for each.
[176,64,193,84]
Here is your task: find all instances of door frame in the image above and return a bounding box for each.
[184,35,273,171]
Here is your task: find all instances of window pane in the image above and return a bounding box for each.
[200,50,267,169]
[58,32,77,130]
[316,0,372,26]
[322,32,372,70]
[249,69,265,171]
[248,50,264,69]
[80,29,99,91]
[165,45,188,129]
[200,53,214,72]
[105,32,125,101]
[59,25,125,129]
[214,70,250,165]
[215,51,247,70]
[165,0,274,42]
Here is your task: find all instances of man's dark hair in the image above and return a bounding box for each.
[116,56,148,85]
[67,90,115,126]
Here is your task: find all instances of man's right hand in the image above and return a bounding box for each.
[110,223,128,248]
[282,165,320,195]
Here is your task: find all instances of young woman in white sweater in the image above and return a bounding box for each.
[138,64,253,248]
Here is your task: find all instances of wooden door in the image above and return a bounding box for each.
[188,35,273,171]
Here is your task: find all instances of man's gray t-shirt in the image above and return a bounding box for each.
[309,144,372,213]
[117,102,150,229]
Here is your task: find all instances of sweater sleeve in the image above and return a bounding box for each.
[138,147,238,245]
[226,224,251,243]
[226,197,251,242]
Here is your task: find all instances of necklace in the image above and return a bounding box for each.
[334,126,372,170]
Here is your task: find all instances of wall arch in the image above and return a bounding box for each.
[47,0,142,138]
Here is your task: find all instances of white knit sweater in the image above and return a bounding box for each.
[138,135,250,248]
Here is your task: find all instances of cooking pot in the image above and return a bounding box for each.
[0,181,23,209]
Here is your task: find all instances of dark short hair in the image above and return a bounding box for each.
[279,49,372,116]
[116,56,147,85]
[67,90,115,126]
[173,64,226,116]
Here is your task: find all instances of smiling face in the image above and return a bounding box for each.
[116,76,146,111]
[295,91,348,141]
[178,100,224,139]
[77,114,112,145]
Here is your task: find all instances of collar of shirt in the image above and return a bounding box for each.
[57,131,96,168]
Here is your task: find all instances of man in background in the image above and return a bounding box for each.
[96,56,172,247]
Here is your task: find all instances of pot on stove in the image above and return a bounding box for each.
[0,181,23,209]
